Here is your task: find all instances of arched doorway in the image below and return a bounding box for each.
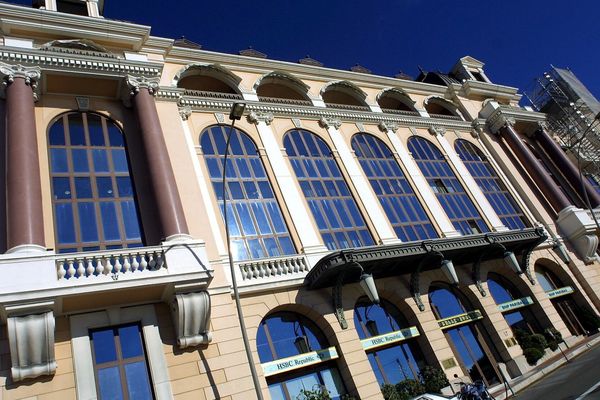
[429,284,501,387]
[535,264,587,336]
[487,273,542,334]
[257,311,348,399]
[354,297,427,387]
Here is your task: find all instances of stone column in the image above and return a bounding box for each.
[498,121,572,214]
[127,76,190,242]
[319,117,399,245]
[533,125,600,208]
[1,64,45,254]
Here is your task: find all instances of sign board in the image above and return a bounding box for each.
[497,296,534,313]
[261,347,338,377]
[360,326,420,351]
[546,286,574,299]
[437,310,483,330]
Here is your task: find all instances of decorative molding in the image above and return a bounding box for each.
[214,112,225,124]
[0,62,41,100]
[486,110,516,134]
[536,120,549,132]
[247,111,274,126]
[179,106,192,121]
[126,75,160,96]
[378,121,399,133]
[170,291,212,348]
[292,118,302,128]
[471,119,486,138]
[5,301,56,381]
[355,122,365,132]
[428,125,446,137]
[319,116,342,130]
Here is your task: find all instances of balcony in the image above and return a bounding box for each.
[183,89,244,100]
[257,96,313,107]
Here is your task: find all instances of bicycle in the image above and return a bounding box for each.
[456,380,495,400]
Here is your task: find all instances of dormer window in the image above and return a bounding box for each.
[37,0,104,17]
[57,0,88,16]
[471,70,488,83]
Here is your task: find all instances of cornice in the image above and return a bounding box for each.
[454,81,521,101]
[164,46,448,97]
[0,3,151,51]
[0,48,162,78]
[167,91,473,130]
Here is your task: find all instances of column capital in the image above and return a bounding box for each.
[179,105,192,121]
[471,118,486,138]
[319,116,341,130]
[126,75,160,96]
[428,125,446,137]
[485,110,516,134]
[378,120,398,133]
[536,120,549,132]
[0,63,41,100]
[246,111,274,126]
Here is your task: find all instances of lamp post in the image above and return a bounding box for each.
[222,102,265,400]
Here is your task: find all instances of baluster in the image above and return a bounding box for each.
[95,257,104,275]
[76,259,85,278]
[156,251,164,269]
[86,258,95,277]
[132,253,140,271]
[277,260,284,275]
[140,253,148,271]
[244,265,252,280]
[123,254,131,273]
[102,256,112,275]
[57,262,66,279]
[148,253,156,270]
[293,258,300,273]
[66,260,76,278]
[252,263,259,279]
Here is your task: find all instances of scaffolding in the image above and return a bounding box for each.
[523,66,600,180]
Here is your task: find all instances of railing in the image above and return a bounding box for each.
[237,255,309,282]
[381,108,420,117]
[182,89,244,100]
[325,103,371,112]
[257,96,313,106]
[56,246,166,280]
[429,113,462,121]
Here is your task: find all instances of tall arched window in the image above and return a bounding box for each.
[454,140,527,230]
[257,312,347,399]
[354,298,426,387]
[429,285,500,387]
[487,273,540,334]
[201,125,295,261]
[351,133,437,241]
[284,129,374,250]
[48,112,143,253]
[407,137,488,235]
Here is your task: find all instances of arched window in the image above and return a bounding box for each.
[48,112,143,253]
[321,81,369,110]
[407,137,488,235]
[257,312,347,399]
[284,129,375,250]
[424,98,462,119]
[429,285,501,387]
[351,133,437,241]
[354,298,426,387]
[535,264,587,336]
[487,273,540,334]
[201,125,295,261]
[377,89,417,114]
[455,140,528,230]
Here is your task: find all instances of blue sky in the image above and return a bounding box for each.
[6,1,600,100]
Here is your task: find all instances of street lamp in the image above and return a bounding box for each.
[222,102,265,400]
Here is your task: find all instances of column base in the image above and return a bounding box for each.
[5,243,47,255]
[163,233,194,244]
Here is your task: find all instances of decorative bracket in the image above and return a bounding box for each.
[378,121,399,133]
[520,227,548,285]
[428,126,446,137]
[170,291,212,348]
[332,250,365,329]
[410,244,444,311]
[472,236,506,297]
[319,116,342,130]
[179,106,192,121]
[247,111,274,126]
[5,301,56,381]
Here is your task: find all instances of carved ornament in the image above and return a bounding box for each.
[179,106,192,121]
[319,116,342,130]
[126,75,160,96]
[428,125,446,137]
[378,121,399,133]
[170,291,212,348]
[247,111,274,126]
[0,63,41,100]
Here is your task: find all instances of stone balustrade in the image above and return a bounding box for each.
[236,254,310,286]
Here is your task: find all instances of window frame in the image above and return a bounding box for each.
[70,305,172,400]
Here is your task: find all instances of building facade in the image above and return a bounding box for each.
[1,1,600,399]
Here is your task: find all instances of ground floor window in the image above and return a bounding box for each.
[90,324,153,399]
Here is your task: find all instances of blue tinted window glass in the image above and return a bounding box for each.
[252,203,272,234]
[97,177,114,198]
[91,329,117,363]
[100,202,120,241]
[75,177,92,198]
[72,149,89,172]
[78,202,99,243]
[88,115,105,146]
[236,203,256,236]
[429,287,467,318]
[112,149,128,172]
[121,202,141,240]
[119,325,143,359]
[49,118,65,145]
[50,149,69,173]
[68,114,86,145]
[248,238,265,259]
[53,177,71,199]
[92,150,109,172]
[117,176,133,197]
[108,124,125,147]
[55,203,76,244]
[124,361,153,400]
[98,367,124,400]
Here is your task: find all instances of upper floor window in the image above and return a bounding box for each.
[407,137,488,235]
[377,89,417,114]
[284,129,374,250]
[351,133,437,241]
[257,312,347,399]
[90,324,153,399]
[48,112,143,253]
[454,139,528,230]
[322,81,369,110]
[201,125,295,261]
[256,72,311,104]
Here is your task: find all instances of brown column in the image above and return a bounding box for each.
[129,83,189,241]
[5,74,45,251]
[533,128,600,208]
[499,123,572,214]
